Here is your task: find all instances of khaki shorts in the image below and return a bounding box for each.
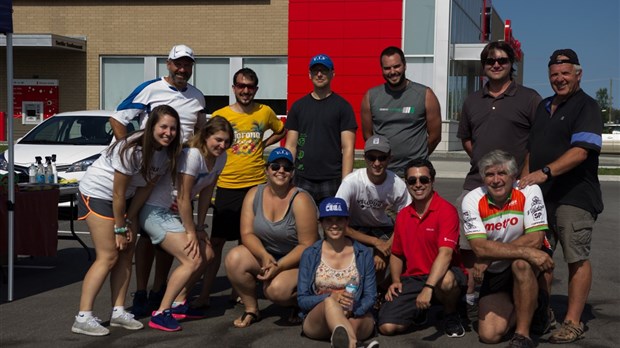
[550,204,596,264]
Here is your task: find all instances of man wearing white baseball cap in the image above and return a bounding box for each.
[109,44,207,318]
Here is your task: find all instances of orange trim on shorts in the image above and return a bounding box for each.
[77,192,114,221]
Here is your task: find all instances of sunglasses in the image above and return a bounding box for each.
[234,83,257,91]
[406,176,431,185]
[484,57,510,66]
[365,154,389,162]
[269,162,294,172]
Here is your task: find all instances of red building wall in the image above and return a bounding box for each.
[288,0,403,149]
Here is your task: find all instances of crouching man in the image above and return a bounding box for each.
[462,150,554,347]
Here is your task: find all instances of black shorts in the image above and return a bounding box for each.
[77,191,114,220]
[211,186,253,241]
[377,267,466,326]
[479,267,513,299]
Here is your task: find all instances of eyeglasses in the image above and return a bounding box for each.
[365,154,389,162]
[233,83,257,91]
[406,176,431,185]
[269,162,294,172]
[484,57,510,66]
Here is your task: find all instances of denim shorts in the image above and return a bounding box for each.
[139,204,186,245]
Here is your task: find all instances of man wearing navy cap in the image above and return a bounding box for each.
[520,48,604,344]
[285,54,358,204]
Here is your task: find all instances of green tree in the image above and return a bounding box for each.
[596,88,610,110]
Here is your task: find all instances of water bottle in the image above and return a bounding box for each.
[45,157,54,183]
[51,154,58,184]
[28,163,36,183]
[344,276,359,311]
[35,156,46,184]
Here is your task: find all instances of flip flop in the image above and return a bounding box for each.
[233,311,260,328]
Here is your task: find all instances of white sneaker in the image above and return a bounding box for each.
[71,316,110,336]
[110,311,144,330]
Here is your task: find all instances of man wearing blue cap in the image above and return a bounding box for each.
[285,54,358,204]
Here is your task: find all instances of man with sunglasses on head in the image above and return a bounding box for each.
[456,41,542,322]
[285,54,357,204]
[110,44,208,317]
[361,46,442,177]
[462,150,553,348]
[190,67,286,309]
[378,159,466,339]
[335,135,411,288]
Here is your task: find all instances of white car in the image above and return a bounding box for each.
[0,110,137,183]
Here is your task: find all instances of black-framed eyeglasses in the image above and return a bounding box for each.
[406,176,431,185]
[269,162,294,172]
[234,83,258,91]
[484,57,510,66]
[365,154,389,162]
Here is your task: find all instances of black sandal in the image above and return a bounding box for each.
[233,311,260,328]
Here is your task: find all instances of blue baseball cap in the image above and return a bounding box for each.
[267,147,294,164]
[319,197,349,219]
[309,54,334,70]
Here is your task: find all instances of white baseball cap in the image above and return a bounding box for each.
[168,45,195,61]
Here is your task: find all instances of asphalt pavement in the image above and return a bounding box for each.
[1,157,619,348]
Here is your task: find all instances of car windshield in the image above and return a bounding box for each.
[19,116,113,145]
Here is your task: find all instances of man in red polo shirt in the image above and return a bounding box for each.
[377,159,466,338]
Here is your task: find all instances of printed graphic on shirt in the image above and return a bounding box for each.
[230,121,263,155]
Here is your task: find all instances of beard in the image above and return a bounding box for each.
[384,73,406,89]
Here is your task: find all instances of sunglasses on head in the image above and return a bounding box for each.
[269,162,294,172]
[406,175,431,185]
[484,57,510,66]
[234,83,257,91]
[365,154,389,162]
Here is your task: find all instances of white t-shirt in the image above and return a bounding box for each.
[79,133,169,200]
[146,147,227,208]
[336,168,411,228]
[461,184,548,273]
[111,77,206,143]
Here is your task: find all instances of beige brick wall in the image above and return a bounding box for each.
[2,0,288,119]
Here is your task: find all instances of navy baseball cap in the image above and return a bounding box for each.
[319,197,349,219]
[309,54,334,70]
[267,147,294,164]
[548,49,580,66]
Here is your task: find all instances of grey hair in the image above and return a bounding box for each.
[478,149,519,179]
[574,64,582,74]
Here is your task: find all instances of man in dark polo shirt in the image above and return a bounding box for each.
[519,49,603,344]
[456,41,541,320]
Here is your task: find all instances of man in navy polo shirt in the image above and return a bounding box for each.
[519,48,603,344]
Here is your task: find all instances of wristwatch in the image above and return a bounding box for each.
[542,166,552,181]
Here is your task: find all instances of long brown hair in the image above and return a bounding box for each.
[108,105,182,184]
[187,115,234,157]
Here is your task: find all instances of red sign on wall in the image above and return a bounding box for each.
[13,79,59,124]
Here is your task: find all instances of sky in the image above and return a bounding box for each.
[491,0,620,109]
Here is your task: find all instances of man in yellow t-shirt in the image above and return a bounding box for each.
[192,68,285,308]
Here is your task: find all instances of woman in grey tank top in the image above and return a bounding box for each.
[225,147,319,328]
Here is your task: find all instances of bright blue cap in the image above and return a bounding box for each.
[267,147,294,164]
[319,197,349,219]
[309,54,334,70]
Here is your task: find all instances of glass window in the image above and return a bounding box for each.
[101,58,145,111]
[404,0,436,55]
[243,58,288,115]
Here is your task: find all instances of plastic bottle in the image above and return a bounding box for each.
[344,276,359,311]
[28,163,37,183]
[51,154,58,184]
[35,156,46,184]
[45,156,54,183]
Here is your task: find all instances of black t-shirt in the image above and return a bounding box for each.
[286,93,358,181]
[528,89,604,215]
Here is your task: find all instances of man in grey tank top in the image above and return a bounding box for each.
[361,46,442,177]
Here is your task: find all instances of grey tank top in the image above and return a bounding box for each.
[252,184,302,257]
[369,81,428,176]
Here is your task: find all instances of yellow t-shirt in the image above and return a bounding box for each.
[214,104,284,189]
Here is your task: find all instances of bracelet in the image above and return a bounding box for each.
[114,225,128,234]
[423,283,435,290]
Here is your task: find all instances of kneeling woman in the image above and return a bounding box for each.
[298,197,378,348]
[139,116,233,332]
[225,147,319,328]
[72,105,182,336]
